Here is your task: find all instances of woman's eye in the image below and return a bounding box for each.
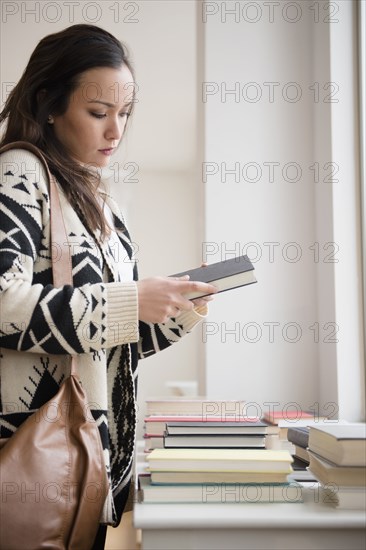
[90,112,106,119]
[90,112,130,119]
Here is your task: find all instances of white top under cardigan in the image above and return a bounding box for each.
[0,148,207,524]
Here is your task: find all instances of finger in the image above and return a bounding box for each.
[177,280,218,295]
[170,275,190,281]
[174,297,195,312]
[169,304,187,318]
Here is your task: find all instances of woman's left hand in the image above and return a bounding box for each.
[191,262,216,309]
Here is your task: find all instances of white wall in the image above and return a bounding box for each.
[201,0,319,414]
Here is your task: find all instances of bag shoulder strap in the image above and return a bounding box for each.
[1,141,78,375]
[0,141,73,287]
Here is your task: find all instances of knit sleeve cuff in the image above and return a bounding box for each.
[104,281,139,347]
[174,304,209,333]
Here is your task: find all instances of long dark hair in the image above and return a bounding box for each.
[0,24,135,239]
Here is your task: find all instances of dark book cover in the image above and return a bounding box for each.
[166,421,268,435]
[287,427,310,449]
[170,255,257,299]
[292,456,309,471]
[172,254,254,282]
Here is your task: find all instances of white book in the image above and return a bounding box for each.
[139,475,303,504]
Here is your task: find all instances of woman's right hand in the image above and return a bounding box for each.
[136,276,217,323]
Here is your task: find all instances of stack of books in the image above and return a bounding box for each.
[287,426,310,465]
[285,426,318,482]
[140,448,302,504]
[262,410,310,453]
[143,397,247,452]
[307,424,366,509]
[262,409,328,453]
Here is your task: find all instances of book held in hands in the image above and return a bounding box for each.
[170,254,256,299]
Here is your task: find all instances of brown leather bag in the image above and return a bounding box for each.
[0,142,109,549]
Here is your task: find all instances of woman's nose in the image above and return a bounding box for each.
[105,117,124,141]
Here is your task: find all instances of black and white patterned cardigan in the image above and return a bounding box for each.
[0,148,206,525]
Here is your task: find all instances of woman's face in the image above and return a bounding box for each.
[52,65,134,168]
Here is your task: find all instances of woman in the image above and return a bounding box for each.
[0,24,216,548]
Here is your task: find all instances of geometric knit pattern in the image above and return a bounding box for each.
[0,148,205,525]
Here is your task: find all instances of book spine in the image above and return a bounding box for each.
[287,428,309,448]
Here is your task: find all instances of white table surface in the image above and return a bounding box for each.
[134,485,366,529]
[134,483,366,550]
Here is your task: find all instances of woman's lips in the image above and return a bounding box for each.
[98,148,114,156]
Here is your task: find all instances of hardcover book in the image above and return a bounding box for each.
[288,457,317,482]
[170,255,256,299]
[163,433,266,449]
[144,414,254,436]
[308,451,366,487]
[146,448,294,473]
[263,410,315,426]
[145,398,246,417]
[308,424,366,467]
[139,475,303,504]
[293,446,309,464]
[287,427,310,449]
[144,415,253,436]
[166,421,268,436]
[149,470,290,485]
